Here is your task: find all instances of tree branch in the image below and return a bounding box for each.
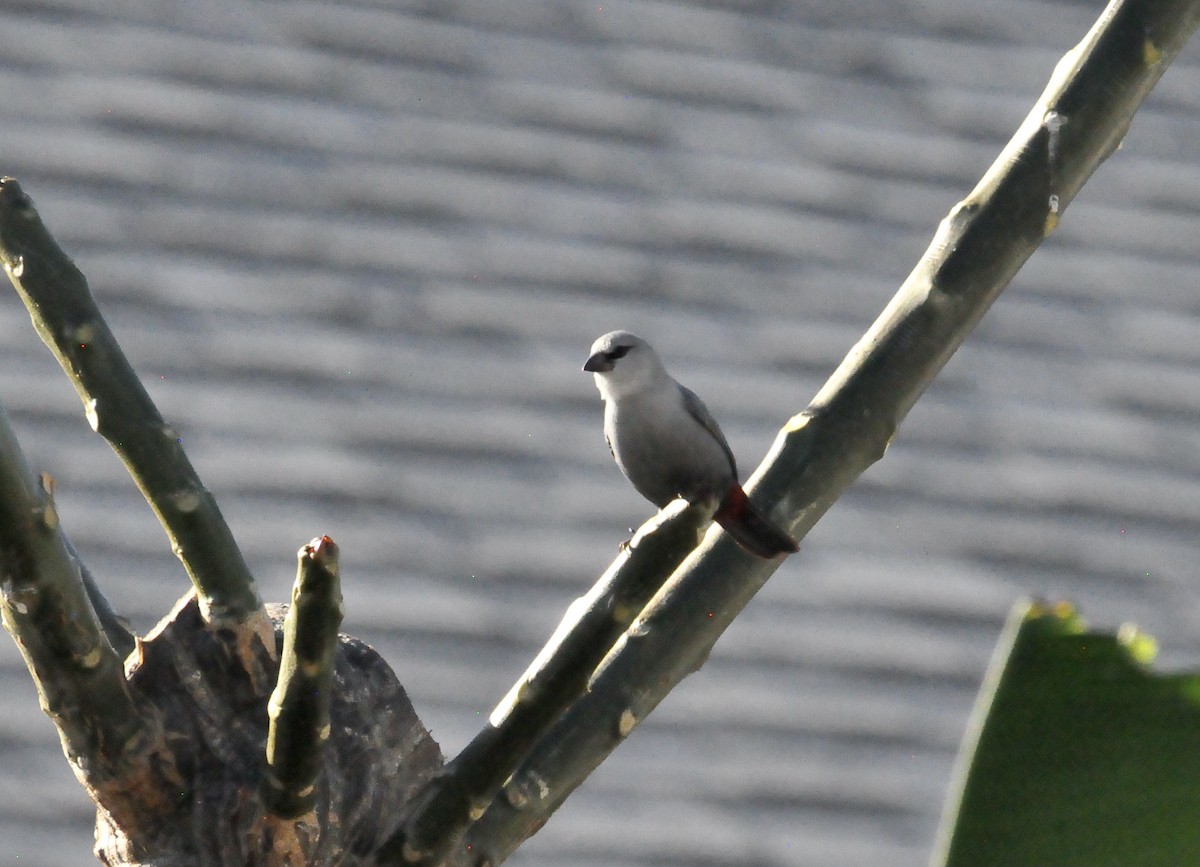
[384,499,714,866]
[62,531,137,660]
[0,177,263,626]
[0,400,145,778]
[463,0,1200,860]
[263,536,345,819]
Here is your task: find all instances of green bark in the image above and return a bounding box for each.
[387,500,714,866]
[263,536,345,819]
[0,400,146,806]
[463,0,1200,861]
[0,177,262,624]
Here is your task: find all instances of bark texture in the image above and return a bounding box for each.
[93,596,443,867]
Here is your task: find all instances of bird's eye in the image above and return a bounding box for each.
[606,345,631,361]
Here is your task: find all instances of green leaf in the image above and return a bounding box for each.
[932,599,1200,867]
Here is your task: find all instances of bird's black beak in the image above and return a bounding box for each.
[583,352,612,373]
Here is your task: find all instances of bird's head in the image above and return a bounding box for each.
[583,330,667,399]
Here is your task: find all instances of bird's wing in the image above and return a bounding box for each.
[678,384,738,476]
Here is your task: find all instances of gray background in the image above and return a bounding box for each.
[0,1,1198,865]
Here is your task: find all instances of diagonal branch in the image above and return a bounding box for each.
[0,400,145,776]
[62,532,137,660]
[0,177,263,625]
[463,0,1200,860]
[383,499,714,866]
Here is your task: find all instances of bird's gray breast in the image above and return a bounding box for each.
[603,388,736,508]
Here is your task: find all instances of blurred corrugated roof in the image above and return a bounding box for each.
[0,1,1197,864]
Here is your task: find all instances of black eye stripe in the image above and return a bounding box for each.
[606,345,631,360]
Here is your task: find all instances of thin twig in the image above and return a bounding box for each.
[62,532,137,660]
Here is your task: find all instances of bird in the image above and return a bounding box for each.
[583,330,798,559]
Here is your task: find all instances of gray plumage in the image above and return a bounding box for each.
[583,330,797,558]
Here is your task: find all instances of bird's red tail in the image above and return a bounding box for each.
[714,484,799,559]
